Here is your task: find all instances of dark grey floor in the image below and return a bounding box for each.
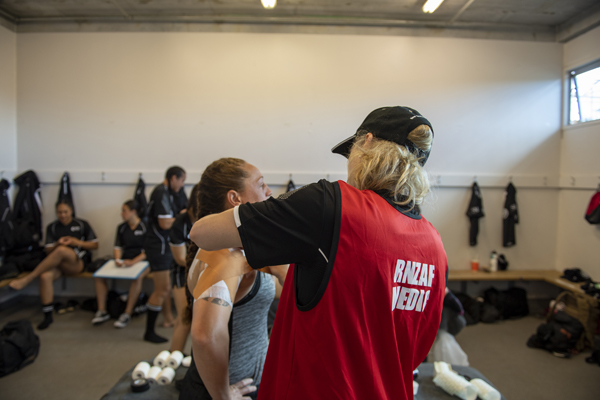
[0,295,190,400]
[0,295,598,400]
[456,317,599,400]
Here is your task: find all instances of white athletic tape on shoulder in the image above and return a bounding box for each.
[197,275,233,307]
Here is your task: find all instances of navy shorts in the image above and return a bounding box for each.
[171,264,187,288]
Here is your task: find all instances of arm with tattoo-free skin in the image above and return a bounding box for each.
[189,209,241,251]
[57,236,99,250]
[190,275,256,400]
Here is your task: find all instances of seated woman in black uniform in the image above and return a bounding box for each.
[91,200,148,328]
[180,157,286,400]
[9,199,98,329]
[168,183,200,353]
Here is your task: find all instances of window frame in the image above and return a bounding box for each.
[567,58,600,126]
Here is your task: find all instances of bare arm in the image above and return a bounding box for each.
[191,276,255,400]
[78,239,99,250]
[44,243,58,254]
[170,245,187,268]
[59,237,98,250]
[123,252,146,267]
[190,209,241,251]
[114,248,123,266]
[273,276,284,300]
[158,217,175,231]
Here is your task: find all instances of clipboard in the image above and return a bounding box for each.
[93,260,149,280]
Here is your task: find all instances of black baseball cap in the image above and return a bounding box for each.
[331,106,434,165]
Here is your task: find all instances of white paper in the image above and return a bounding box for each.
[93,259,149,280]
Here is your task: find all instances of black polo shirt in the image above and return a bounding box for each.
[169,212,192,247]
[45,218,97,264]
[114,220,147,260]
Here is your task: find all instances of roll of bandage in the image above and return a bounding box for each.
[157,367,176,385]
[153,350,171,368]
[182,355,192,368]
[433,372,477,400]
[146,366,162,384]
[131,361,151,380]
[470,378,501,400]
[167,350,184,369]
[433,361,452,376]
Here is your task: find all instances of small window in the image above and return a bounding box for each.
[569,59,600,125]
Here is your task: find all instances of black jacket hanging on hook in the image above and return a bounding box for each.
[585,190,600,224]
[466,182,484,246]
[12,170,43,246]
[0,179,14,256]
[58,172,75,217]
[134,175,148,219]
[286,178,296,193]
[502,182,519,247]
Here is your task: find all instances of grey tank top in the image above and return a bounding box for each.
[228,271,275,385]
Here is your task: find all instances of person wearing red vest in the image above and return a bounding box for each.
[190,106,448,400]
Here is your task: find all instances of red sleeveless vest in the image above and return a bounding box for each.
[258,181,447,399]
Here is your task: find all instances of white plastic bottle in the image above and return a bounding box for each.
[489,251,498,272]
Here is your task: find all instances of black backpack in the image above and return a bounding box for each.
[527,310,584,357]
[0,320,40,378]
[484,286,529,319]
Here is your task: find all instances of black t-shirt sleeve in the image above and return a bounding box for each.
[237,180,337,269]
[169,214,186,246]
[83,221,97,241]
[152,187,173,219]
[114,225,123,248]
[45,223,55,246]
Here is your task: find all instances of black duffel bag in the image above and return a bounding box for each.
[0,319,40,378]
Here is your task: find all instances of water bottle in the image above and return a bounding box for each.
[490,251,498,272]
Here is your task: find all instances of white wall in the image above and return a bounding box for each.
[558,25,600,281]
[0,24,16,176]
[14,32,562,286]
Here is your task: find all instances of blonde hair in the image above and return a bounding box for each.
[347,125,433,211]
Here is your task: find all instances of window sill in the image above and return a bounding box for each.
[563,118,600,131]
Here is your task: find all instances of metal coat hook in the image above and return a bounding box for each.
[436,175,442,186]
[509,176,513,183]
[101,171,106,182]
[289,173,293,181]
[0,171,4,179]
[139,172,143,179]
[473,176,477,183]
[327,173,331,181]
[543,176,548,186]
[571,176,576,186]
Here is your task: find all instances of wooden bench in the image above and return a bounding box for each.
[0,270,155,290]
[1,268,594,301]
[448,269,594,299]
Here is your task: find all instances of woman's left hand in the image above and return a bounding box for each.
[122,259,135,267]
[59,237,79,247]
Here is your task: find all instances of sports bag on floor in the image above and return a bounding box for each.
[0,319,40,378]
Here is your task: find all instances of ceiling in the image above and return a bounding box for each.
[1,0,599,42]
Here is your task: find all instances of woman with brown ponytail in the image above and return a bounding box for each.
[180,158,286,400]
